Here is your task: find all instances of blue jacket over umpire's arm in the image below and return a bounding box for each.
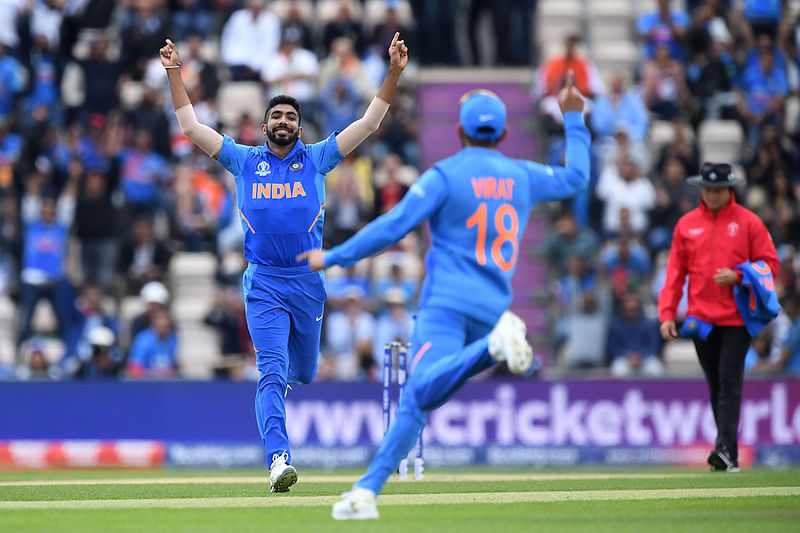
[324,111,591,325]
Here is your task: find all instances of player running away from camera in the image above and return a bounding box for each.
[160,33,408,493]
[299,72,590,520]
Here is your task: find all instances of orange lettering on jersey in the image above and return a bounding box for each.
[292,181,306,197]
[471,177,514,200]
[471,178,482,198]
[504,179,514,199]
[252,183,270,199]
[272,183,285,199]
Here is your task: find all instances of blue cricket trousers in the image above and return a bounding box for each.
[243,263,326,465]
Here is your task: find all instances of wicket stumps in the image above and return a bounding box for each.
[382,341,424,480]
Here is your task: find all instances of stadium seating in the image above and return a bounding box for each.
[698,120,745,165]
[168,252,220,378]
[216,82,267,129]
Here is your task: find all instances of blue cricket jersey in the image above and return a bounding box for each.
[217,133,343,269]
[325,111,590,325]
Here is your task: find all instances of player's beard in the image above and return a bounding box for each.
[267,126,299,146]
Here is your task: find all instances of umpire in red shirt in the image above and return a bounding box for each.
[658,162,779,472]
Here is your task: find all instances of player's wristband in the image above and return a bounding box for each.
[164,63,181,70]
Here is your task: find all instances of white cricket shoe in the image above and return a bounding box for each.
[269,452,297,493]
[488,311,533,374]
[331,487,379,520]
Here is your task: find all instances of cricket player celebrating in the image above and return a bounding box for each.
[300,72,590,519]
[159,33,408,493]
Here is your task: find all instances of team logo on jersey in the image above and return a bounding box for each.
[255,161,271,177]
[289,161,303,172]
[727,222,739,237]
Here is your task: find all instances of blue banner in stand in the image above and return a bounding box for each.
[1,379,799,467]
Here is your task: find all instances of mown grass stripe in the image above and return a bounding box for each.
[0,472,704,487]
[0,486,797,509]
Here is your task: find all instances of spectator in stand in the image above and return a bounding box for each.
[220,0,280,81]
[742,0,782,40]
[563,285,612,370]
[601,239,653,300]
[372,287,414,371]
[655,118,700,177]
[743,124,791,198]
[120,0,169,80]
[280,0,314,52]
[0,43,26,122]
[371,253,418,310]
[262,30,319,116]
[532,34,604,135]
[591,75,649,145]
[61,282,119,374]
[608,293,664,377]
[641,43,690,120]
[371,101,419,166]
[736,47,788,148]
[326,264,371,305]
[117,216,171,296]
[169,0,213,42]
[76,36,121,118]
[752,294,800,375]
[542,210,599,271]
[15,337,53,380]
[75,325,120,380]
[129,280,169,348]
[323,287,376,380]
[144,31,219,108]
[323,0,364,56]
[554,253,597,352]
[408,0,459,65]
[371,153,411,216]
[173,162,228,252]
[649,156,699,252]
[127,307,179,379]
[17,173,77,346]
[596,157,656,238]
[0,118,22,187]
[116,128,171,215]
[74,164,119,291]
[318,36,375,101]
[324,164,372,246]
[367,2,413,57]
[204,286,249,357]
[24,34,61,127]
[126,85,172,157]
[636,0,691,61]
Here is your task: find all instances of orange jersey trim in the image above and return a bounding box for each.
[308,203,325,233]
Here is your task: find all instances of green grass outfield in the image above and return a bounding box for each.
[0,468,799,533]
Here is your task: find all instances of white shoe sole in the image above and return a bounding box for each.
[270,467,297,493]
[505,331,533,374]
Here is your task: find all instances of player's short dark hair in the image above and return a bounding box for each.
[264,95,302,125]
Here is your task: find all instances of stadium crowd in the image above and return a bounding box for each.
[0,0,798,381]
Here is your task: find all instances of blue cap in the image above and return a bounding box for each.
[459,90,507,142]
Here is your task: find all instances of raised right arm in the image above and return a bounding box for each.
[160,39,223,159]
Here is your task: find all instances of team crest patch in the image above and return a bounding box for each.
[727,222,739,237]
[290,161,303,172]
[255,161,270,176]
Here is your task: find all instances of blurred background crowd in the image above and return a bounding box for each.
[0,0,798,382]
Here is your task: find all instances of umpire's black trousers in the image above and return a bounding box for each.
[693,326,751,461]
